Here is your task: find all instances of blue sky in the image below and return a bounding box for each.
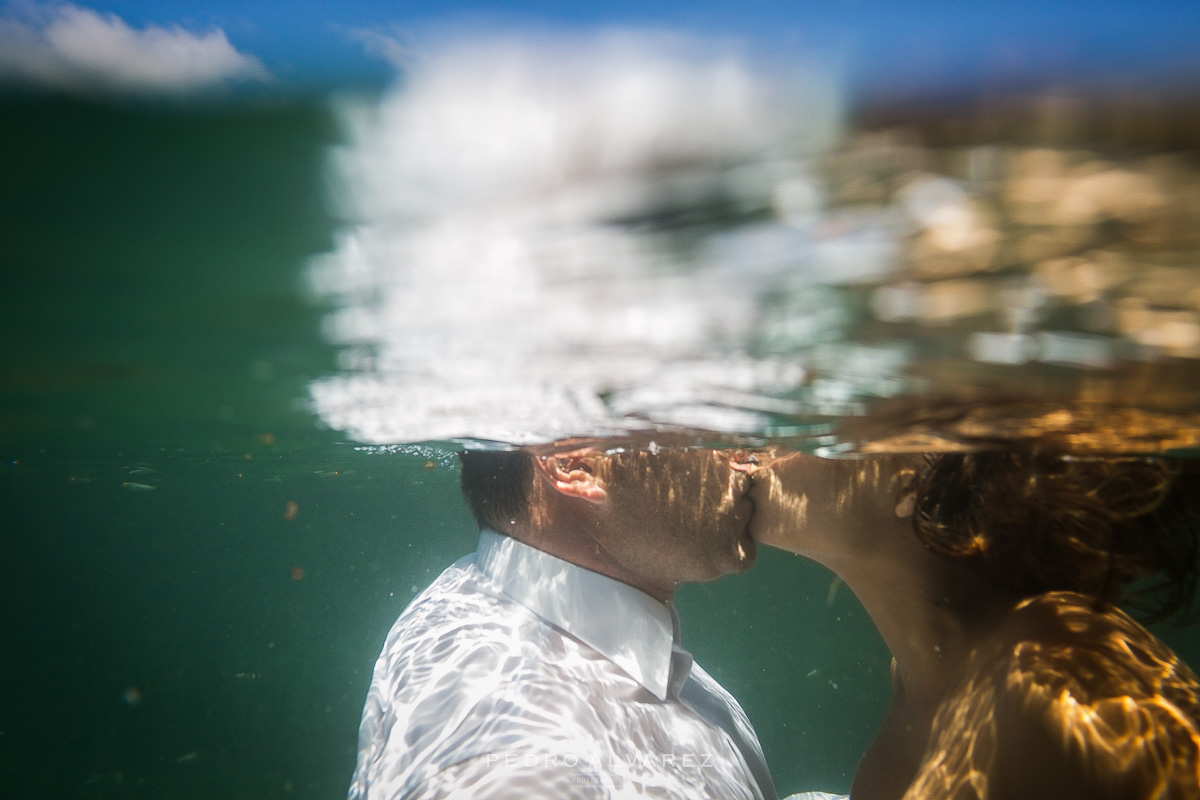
[3,1,1199,98]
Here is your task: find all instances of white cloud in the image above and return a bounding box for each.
[0,2,270,93]
[349,25,413,71]
[337,31,843,218]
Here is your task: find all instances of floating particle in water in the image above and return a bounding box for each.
[825,575,843,606]
[122,481,156,491]
[284,500,299,521]
[423,460,437,471]
[233,672,263,681]
[258,432,277,446]
[121,687,143,707]
[251,359,275,381]
[176,751,201,765]
[291,566,305,581]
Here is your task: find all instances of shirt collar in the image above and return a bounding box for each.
[475,529,689,701]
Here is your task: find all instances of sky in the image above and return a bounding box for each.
[1,0,1199,99]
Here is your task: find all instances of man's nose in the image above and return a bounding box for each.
[729,464,752,495]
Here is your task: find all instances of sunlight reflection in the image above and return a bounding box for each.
[907,594,1200,799]
[306,33,1200,450]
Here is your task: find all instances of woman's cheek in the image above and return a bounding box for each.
[748,476,809,550]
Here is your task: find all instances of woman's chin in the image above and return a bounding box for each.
[747,517,796,553]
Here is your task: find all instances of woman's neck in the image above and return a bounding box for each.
[821,528,1016,717]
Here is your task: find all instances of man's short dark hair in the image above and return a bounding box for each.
[458,449,534,531]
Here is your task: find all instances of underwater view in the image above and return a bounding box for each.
[3,3,1200,799]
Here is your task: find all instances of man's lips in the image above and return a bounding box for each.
[732,493,758,566]
[744,478,773,541]
[735,491,755,524]
[726,457,761,545]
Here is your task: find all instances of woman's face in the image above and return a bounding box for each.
[746,453,920,563]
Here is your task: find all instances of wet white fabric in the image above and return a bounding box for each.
[349,530,777,800]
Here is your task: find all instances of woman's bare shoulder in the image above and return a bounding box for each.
[985,591,1200,798]
[998,591,1199,704]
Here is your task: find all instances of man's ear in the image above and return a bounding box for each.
[533,449,607,504]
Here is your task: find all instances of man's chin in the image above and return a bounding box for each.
[730,531,758,573]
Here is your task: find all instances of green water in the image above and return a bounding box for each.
[2,95,1195,799]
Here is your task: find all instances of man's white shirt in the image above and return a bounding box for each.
[349,530,777,800]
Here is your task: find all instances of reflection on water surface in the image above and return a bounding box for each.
[306,35,1200,455]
